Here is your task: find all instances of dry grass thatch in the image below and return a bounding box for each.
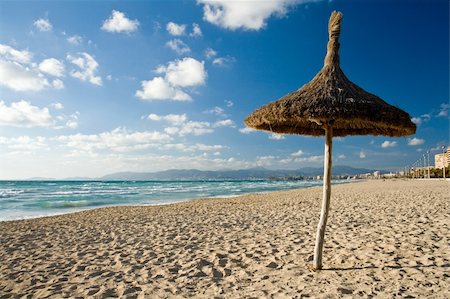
[244,11,416,137]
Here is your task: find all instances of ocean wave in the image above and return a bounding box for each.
[26,199,107,209]
[0,179,350,220]
[48,189,139,196]
[0,189,25,198]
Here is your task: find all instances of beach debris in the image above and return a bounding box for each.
[244,11,415,270]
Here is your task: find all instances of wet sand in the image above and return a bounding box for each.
[0,179,449,298]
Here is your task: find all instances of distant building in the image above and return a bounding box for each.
[383,172,396,178]
[435,147,450,168]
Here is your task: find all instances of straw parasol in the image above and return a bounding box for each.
[244,11,416,270]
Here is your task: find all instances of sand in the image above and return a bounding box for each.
[0,179,449,298]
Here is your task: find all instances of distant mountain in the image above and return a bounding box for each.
[302,165,380,177]
[99,165,381,181]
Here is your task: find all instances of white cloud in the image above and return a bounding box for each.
[164,127,180,135]
[52,79,64,89]
[92,154,253,174]
[50,102,64,110]
[291,149,304,157]
[34,18,52,32]
[264,146,326,165]
[437,103,449,117]
[163,114,188,125]
[205,48,217,59]
[280,153,324,165]
[65,119,78,129]
[164,143,223,152]
[147,113,187,125]
[204,101,233,117]
[147,113,162,121]
[166,121,213,136]
[0,44,56,91]
[193,144,223,151]
[166,22,186,36]
[337,154,346,159]
[67,35,83,45]
[269,133,285,140]
[136,57,206,101]
[162,143,188,151]
[0,60,50,91]
[166,39,191,55]
[381,141,397,148]
[411,113,431,126]
[147,113,215,136]
[190,23,202,37]
[0,44,32,64]
[55,112,79,130]
[256,155,275,167]
[101,10,139,33]
[411,103,449,126]
[204,106,226,116]
[136,77,191,101]
[158,57,206,87]
[204,47,235,67]
[213,119,235,128]
[0,136,48,153]
[408,137,425,146]
[421,113,431,122]
[198,0,300,30]
[58,127,171,153]
[0,45,67,92]
[67,52,102,86]
[39,58,65,77]
[0,100,79,129]
[411,117,422,125]
[212,56,235,67]
[0,100,52,128]
[292,155,323,163]
[239,127,256,134]
[359,150,366,159]
[277,158,291,164]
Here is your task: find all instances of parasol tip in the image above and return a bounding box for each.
[324,11,343,67]
[328,11,343,39]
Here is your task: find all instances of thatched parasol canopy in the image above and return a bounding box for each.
[245,11,416,137]
[244,11,416,271]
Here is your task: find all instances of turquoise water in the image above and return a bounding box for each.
[0,180,346,221]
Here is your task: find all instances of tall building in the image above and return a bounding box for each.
[435,147,450,168]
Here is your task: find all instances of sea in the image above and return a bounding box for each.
[0,180,348,221]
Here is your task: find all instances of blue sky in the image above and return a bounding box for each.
[0,0,448,179]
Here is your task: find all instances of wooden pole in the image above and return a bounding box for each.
[313,124,333,270]
[313,13,339,270]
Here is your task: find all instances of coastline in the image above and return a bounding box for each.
[0,179,351,222]
[1,179,449,298]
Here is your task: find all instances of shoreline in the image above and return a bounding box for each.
[1,179,448,298]
[0,179,354,222]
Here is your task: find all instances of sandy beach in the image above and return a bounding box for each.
[0,179,448,298]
